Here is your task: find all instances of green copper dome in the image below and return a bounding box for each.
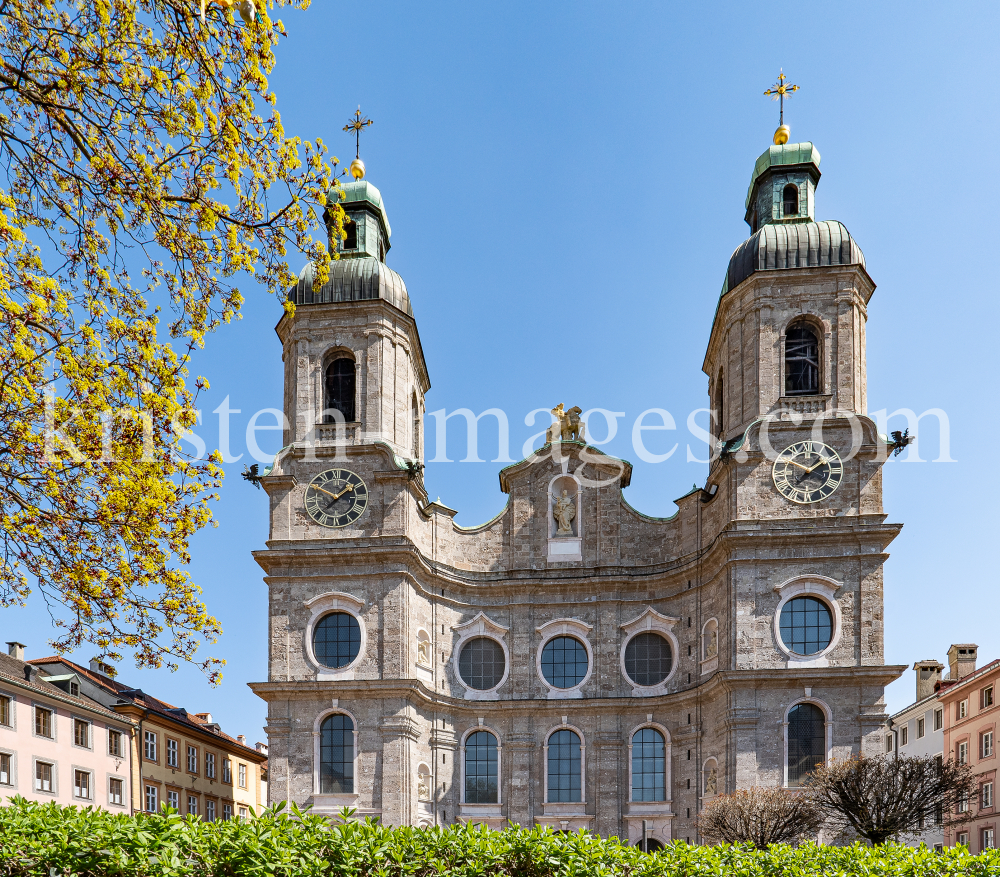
[745,142,821,210]
[335,179,391,240]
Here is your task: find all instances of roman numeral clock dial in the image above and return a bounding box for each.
[304,468,369,528]
[772,441,844,504]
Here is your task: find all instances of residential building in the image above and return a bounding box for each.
[885,659,945,848]
[250,125,906,841]
[30,656,267,819]
[0,642,134,810]
[938,646,998,853]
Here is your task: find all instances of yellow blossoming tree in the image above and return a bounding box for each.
[0,0,341,681]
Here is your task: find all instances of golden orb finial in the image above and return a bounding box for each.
[773,125,790,145]
[350,158,366,180]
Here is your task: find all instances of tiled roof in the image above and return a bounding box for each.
[29,656,265,761]
[0,652,134,724]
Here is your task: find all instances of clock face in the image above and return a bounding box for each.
[772,441,844,504]
[305,468,369,528]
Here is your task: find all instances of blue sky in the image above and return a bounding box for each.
[9,1,999,741]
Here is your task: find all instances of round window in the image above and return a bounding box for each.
[540,636,589,689]
[779,596,833,656]
[312,611,362,669]
[458,637,506,690]
[624,632,673,686]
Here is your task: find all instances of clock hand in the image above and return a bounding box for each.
[331,483,355,501]
[806,456,832,474]
[785,459,813,472]
[312,484,340,499]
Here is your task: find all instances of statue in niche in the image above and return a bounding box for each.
[417,639,431,667]
[705,626,718,659]
[546,404,586,443]
[553,489,577,536]
[705,766,718,796]
[417,768,431,801]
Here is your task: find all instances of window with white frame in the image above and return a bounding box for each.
[108,729,123,757]
[223,803,233,821]
[958,792,969,813]
[34,706,53,738]
[73,718,90,748]
[901,726,908,746]
[144,730,157,761]
[982,781,994,810]
[166,789,179,811]
[957,832,969,846]
[917,717,925,738]
[0,752,11,785]
[239,806,248,820]
[982,730,994,759]
[222,758,232,783]
[982,828,995,850]
[187,745,198,774]
[206,752,216,779]
[983,686,995,709]
[145,784,158,812]
[109,777,124,806]
[35,761,53,792]
[959,700,968,720]
[238,763,247,789]
[74,769,91,800]
[166,738,178,768]
[206,799,216,822]
[187,795,198,816]
[958,741,968,764]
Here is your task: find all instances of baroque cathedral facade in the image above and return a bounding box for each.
[250,136,905,844]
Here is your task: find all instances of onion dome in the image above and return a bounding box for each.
[291,257,411,316]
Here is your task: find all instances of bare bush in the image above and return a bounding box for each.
[698,786,823,848]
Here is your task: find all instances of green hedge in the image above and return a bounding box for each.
[1,797,998,877]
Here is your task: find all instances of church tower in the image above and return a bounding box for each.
[251,115,905,843]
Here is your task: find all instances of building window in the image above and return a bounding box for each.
[35,761,53,793]
[901,726,908,746]
[715,372,724,438]
[34,706,53,738]
[0,753,11,785]
[782,183,799,217]
[238,763,247,789]
[983,781,994,809]
[957,832,969,846]
[886,734,893,753]
[74,769,91,800]
[239,806,248,820]
[313,611,362,670]
[206,752,216,779]
[631,728,666,802]
[983,730,994,759]
[188,795,198,816]
[167,790,179,811]
[187,745,198,774]
[959,700,968,720]
[0,694,11,727]
[623,633,673,687]
[343,218,357,251]
[145,784,158,812]
[320,714,354,794]
[223,803,233,821]
[223,758,232,783]
[779,596,833,656]
[984,686,995,709]
[917,717,925,739]
[958,792,969,813]
[69,681,79,696]
[540,637,589,690]
[73,718,90,748]
[109,777,124,805]
[983,828,995,850]
[206,799,216,822]
[784,323,820,396]
[108,729,123,757]
[934,708,943,731]
[458,637,506,691]
[546,729,582,803]
[958,741,968,764]
[324,358,356,424]
[166,738,179,767]
[787,703,825,787]
[411,396,421,458]
[144,730,157,762]
[464,730,499,804]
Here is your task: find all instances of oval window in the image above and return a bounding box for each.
[624,632,673,686]
[540,636,589,689]
[458,637,506,690]
[312,611,362,669]
[779,596,833,656]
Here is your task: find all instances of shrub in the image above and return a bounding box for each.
[1,796,998,877]
[698,786,823,848]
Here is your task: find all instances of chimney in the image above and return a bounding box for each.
[255,742,268,755]
[195,712,213,724]
[914,660,944,700]
[947,644,978,681]
[237,734,247,746]
[89,658,115,678]
[6,642,24,660]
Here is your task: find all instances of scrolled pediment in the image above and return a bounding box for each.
[453,612,509,640]
[620,607,680,636]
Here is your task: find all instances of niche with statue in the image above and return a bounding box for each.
[546,473,582,562]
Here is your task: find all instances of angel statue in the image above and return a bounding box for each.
[553,490,576,536]
[705,766,718,796]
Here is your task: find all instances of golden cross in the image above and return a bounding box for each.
[764,70,799,126]
[343,106,374,159]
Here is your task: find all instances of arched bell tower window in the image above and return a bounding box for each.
[787,702,826,788]
[325,358,356,423]
[784,323,820,396]
[343,218,358,251]
[715,370,724,439]
[783,184,799,217]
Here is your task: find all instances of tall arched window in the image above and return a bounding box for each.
[464,730,498,804]
[324,358,356,423]
[785,323,820,396]
[631,728,666,802]
[320,714,354,793]
[787,703,825,787]
[343,218,358,250]
[715,371,724,439]
[783,184,799,217]
[546,729,582,802]
[411,395,420,458]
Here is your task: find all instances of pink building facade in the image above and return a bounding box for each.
[0,644,135,811]
[940,646,997,853]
